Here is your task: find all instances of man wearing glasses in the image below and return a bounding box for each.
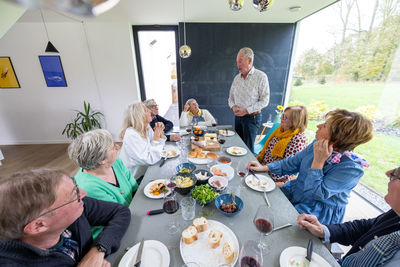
[144,99,181,142]
[297,167,400,266]
[0,169,130,266]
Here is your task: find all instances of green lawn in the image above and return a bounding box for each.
[290,82,399,196]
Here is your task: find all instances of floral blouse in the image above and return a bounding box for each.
[262,132,308,183]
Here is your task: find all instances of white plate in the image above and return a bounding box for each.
[188,157,212,165]
[280,246,330,267]
[143,179,171,199]
[162,148,180,158]
[119,240,170,267]
[245,174,276,192]
[219,130,235,137]
[210,164,235,181]
[180,220,239,267]
[226,146,247,156]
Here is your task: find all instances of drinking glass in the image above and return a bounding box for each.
[180,197,196,220]
[163,192,180,234]
[218,135,226,150]
[239,240,263,267]
[236,159,249,178]
[253,205,274,252]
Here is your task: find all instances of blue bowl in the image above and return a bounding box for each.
[215,194,243,217]
[176,162,196,174]
[193,128,206,136]
[193,169,213,185]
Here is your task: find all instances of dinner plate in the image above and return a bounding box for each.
[226,146,247,156]
[219,130,235,137]
[210,164,235,181]
[162,147,180,158]
[245,174,276,192]
[279,246,330,267]
[188,157,212,165]
[143,179,171,199]
[180,220,239,267]
[119,240,170,267]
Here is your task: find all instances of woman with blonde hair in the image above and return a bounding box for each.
[249,109,373,225]
[256,105,308,186]
[119,102,166,178]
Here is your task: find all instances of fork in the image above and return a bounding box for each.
[249,170,271,207]
[230,190,236,205]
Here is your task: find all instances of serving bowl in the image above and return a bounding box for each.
[215,193,243,217]
[217,156,232,165]
[208,176,228,192]
[176,162,196,174]
[170,173,197,195]
[193,169,213,185]
[193,128,206,137]
[190,184,219,206]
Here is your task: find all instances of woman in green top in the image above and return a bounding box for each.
[68,129,138,238]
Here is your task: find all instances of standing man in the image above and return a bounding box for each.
[229,47,270,153]
[143,99,181,142]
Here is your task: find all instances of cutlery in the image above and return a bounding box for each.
[304,239,313,267]
[133,238,145,267]
[159,151,169,167]
[263,188,271,207]
[249,170,271,207]
[146,209,164,215]
[272,223,292,232]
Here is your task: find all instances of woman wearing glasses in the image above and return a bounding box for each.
[256,105,308,186]
[68,129,138,238]
[180,98,216,127]
[119,102,166,178]
[297,167,400,266]
[249,109,373,225]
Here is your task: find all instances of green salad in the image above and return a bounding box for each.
[191,184,219,205]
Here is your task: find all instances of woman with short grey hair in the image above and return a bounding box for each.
[68,129,138,238]
[179,98,216,127]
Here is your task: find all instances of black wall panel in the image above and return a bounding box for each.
[178,23,296,126]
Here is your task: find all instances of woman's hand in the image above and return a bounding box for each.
[153,122,165,141]
[297,214,325,238]
[248,161,269,172]
[184,103,190,112]
[311,139,333,169]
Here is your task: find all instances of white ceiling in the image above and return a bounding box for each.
[17,0,338,24]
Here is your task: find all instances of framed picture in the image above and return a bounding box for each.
[0,57,20,88]
[39,55,67,87]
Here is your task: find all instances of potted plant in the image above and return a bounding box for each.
[62,101,104,139]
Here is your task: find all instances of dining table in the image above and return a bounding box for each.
[108,126,339,267]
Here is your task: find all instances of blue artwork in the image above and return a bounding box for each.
[39,56,67,87]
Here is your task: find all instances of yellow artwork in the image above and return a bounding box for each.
[0,57,20,88]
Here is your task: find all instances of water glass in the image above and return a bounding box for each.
[180,197,196,220]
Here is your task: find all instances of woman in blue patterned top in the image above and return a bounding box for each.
[249,109,373,224]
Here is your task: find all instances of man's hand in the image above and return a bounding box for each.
[248,161,269,172]
[184,103,190,112]
[311,139,333,169]
[234,107,248,117]
[170,134,181,141]
[153,122,165,141]
[297,214,325,238]
[78,247,110,267]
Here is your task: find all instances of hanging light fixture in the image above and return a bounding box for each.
[179,0,191,59]
[253,0,275,12]
[40,9,59,53]
[228,0,244,11]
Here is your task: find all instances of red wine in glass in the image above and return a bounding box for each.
[238,171,246,177]
[212,122,217,127]
[167,182,176,189]
[240,256,261,267]
[254,218,273,234]
[186,128,192,133]
[163,199,179,214]
[218,138,226,144]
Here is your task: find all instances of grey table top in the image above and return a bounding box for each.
[108,127,338,267]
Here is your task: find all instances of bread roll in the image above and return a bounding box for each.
[188,151,197,158]
[194,148,203,153]
[208,229,223,249]
[197,152,206,159]
[193,217,209,232]
[222,242,234,264]
[206,152,219,159]
[182,226,198,244]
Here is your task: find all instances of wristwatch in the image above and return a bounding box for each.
[96,244,107,253]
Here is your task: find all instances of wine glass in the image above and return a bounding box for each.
[211,118,218,132]
[218,135,226,151]
[253,205,274,252]
[236,159,249,178]
[239,240,263,267]
[163,191,180,234]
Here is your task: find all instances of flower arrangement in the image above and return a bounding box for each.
[274,105,284,123]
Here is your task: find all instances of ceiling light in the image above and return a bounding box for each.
[253,0,275,12]
[229,0,244,11]
[289,6,302,12]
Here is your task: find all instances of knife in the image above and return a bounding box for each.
[134,238,145,267]
[304,239,313,267]
[159,151,169,167]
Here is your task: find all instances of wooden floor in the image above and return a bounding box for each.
[0,144,79,178]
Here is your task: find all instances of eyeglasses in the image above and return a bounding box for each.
[149,104,158,109]
[281,114,290,120]
[34,177,81,219]
[389,167,400,181]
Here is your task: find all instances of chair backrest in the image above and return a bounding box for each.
[253,122,280,155]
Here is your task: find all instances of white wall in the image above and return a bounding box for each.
[0,1,26,39]
[0,21,140,144]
